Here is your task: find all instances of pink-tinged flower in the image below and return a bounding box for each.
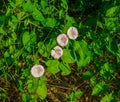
[67,27,78,40]
[31,65,45,78]
[57,34,69,47]
[51,46,63,59]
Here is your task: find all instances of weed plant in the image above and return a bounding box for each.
[0,0,120,101]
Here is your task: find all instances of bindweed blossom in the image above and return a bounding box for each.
[57,34,69,47]
[67,27,78,40]
[31,65,45,78]
[51,46,63,59]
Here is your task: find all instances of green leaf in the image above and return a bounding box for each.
[22,93,29,102]
[107,36,118,54]
[101,92,116,102]
[90,76,98,87]
[18,80,24,93]
[38,39,56,57]
[32,9,45,22]
[46,39,57,54]
[11,15,18,23]
[100,63,114,80]
[6,57,14,65]
[5,7,11,16]
[105,17,118,31]
[46,59,59,66]
[97,21,103,29]
[5,38,13,46]
[46,60,60,74]
[4,50,10,58]
[92,42,104,56]
[67,91,83,102]
[59,63,71,75]
[82,70,93,80]
[47,66,60,74]
[17,12,25,20]
[0,26,6,34]
[38,42,48,57]
[22,1,36,13]
[106,6,120,17]
[27,79,39,93]
[65,15,77,29]
[92,82,109,96]
[59,9,65,19]
[43,18,56,28]
[61,49,76,64]
[74,91,83,98]
[61,0,68,10]
[73,41,80,51]
[39,76,46,84]
[40,0,48,9]
[9,45,15,54]
[0,93,7,99]
[15,0,24,6]
[30,29,37,46]
[37,83,47,100]
[76,40,92,68]
[22,31,31,52]
[8,15,18,30]
[11,32,17,40]
[30,95,37,102]
[9,1,16,8]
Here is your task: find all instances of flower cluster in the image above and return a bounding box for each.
[31,26,78,78]
[51,26,78,59]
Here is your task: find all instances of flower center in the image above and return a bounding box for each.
[35,67,40,72]
[55,49,61,55]
[61,37,65,42]
[70,31,75,36]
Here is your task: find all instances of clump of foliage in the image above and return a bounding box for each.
[0,0,120,101]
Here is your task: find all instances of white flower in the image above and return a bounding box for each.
[57,34,69,47]
[67,27,78,40]
[51,46,63,59]
[31,65,45,78]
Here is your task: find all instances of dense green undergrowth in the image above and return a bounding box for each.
[0,0,120,101]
